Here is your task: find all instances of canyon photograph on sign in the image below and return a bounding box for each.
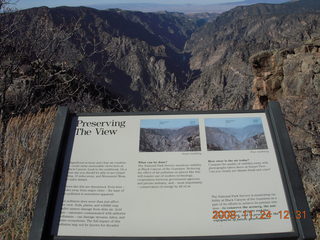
[205,118,268,151]
[0,0,319,239]
[139,119,201,152]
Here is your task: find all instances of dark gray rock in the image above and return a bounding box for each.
[182,0,320,110]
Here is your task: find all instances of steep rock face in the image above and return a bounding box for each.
[2,1,320,113]
[0,6,199,113]
[250,38,320,213]
[183,0,320,110]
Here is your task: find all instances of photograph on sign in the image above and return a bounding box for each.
[205,117,268,151]
[139,118,201,152]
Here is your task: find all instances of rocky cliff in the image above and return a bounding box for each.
[183,0,320,110]
[250,38,320,227]
[0,6,203,115]
[1,1,320,114]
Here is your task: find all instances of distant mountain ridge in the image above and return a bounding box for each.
[89,0,288,13]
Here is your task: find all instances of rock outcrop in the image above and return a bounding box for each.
[183,0,320,110]
[250,38,320,218]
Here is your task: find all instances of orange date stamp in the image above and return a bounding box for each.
[212,210,307,220]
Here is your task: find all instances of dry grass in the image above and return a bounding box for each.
[0,107,57,240]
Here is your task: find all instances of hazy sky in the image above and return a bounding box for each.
[141,119,199,129]
[205,117,262,128]
[16,0,242,9]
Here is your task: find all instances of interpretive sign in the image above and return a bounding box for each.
[29,102,316,240]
